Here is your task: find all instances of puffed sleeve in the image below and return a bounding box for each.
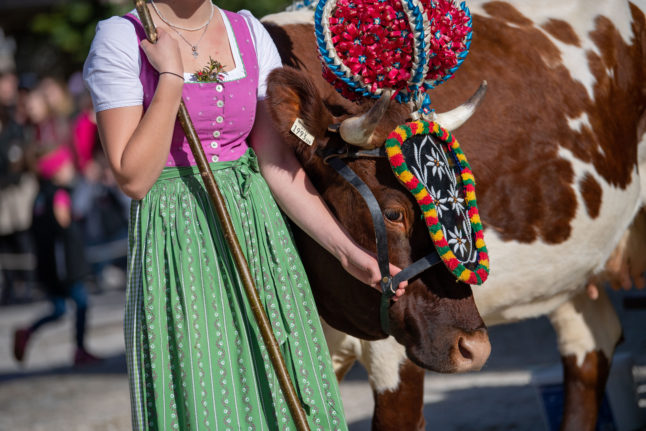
[238,10,283,100]
[83,15,144,112]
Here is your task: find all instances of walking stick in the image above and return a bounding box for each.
[133,2,310,429]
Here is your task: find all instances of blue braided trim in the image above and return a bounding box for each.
[404,0,428,89]
[315,0,472,101]
[315,0,377,98]
[384,0,428,104]
[423,1,472,91]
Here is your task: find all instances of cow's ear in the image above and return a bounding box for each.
[266,67,332,150]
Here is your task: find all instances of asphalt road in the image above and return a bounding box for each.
[0,287,644,431]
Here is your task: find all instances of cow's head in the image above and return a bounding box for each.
[266,67,490,373]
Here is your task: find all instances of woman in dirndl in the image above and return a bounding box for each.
[83,0,404,429]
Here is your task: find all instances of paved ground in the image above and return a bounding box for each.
[0,286,644,431]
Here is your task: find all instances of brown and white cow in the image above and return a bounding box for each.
[262,37,492,376]
[263,0,646,429]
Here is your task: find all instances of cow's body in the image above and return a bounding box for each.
[442,0,644,326]
[263,1,646,429]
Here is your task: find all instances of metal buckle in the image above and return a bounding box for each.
[380,276,396,297]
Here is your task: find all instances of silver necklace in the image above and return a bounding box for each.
[150,0,214,32]
[170,24,209,57]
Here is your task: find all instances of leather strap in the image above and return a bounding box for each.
[327,157,391,279]
[325,151,442,335]
[392,251,442,286]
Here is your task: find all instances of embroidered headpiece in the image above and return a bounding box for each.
[385,120,488,284]
[314,0,489,284]
[315,0,472,110]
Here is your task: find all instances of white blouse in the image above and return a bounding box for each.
[83,8,282,112]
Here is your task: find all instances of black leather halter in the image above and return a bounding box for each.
[321,145,442,335]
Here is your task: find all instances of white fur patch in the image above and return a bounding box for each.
[548,288,622,365]
[638,131,646,205]
[320,319,407,393]
[261,10,315,25]
[567,112,591,133]
[468,0,637,100]
[473,146,641,324]
[360,337,407,393]
[320,319,362,378]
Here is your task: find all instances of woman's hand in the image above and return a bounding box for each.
[339,244,408,300]
[140,27,183,75]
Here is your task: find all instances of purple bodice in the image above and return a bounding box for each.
[124,10,259,166]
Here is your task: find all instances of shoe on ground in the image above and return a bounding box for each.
[74,348,103,366]
[13,328,31,363]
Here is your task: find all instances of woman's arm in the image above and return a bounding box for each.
[250,101,406,297]
[95,28,183,200]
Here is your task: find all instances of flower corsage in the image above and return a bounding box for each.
[193,57,225,83]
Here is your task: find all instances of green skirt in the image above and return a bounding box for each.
[124,150,347,430]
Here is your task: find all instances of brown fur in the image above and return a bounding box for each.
[482,1,533,26]
[371,360,426,431]
[428,3,645,243]
[542,19,581,46]
[561,351,611,431]
[579,173,602,218]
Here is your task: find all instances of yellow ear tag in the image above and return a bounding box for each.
[290,118,315,146]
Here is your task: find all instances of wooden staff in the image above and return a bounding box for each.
[132,1,310,429]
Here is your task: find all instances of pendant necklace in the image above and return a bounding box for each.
[173,25,209,57]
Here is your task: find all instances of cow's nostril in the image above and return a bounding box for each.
[453,328,491,372]
[458,337,473,360]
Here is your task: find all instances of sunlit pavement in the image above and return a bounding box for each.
[0,288,644,431]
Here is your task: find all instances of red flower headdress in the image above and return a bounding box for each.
[315,0,472,111]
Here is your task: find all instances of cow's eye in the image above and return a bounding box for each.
[384,208,404,223]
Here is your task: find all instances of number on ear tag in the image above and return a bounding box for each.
[290,118,315,146]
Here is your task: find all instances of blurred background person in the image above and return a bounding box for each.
[67,70,129,291]
[0,61,38,305]
[24,76,73,158]
[68,71,97,174]
[13,144,101,366]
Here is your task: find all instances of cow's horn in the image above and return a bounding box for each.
[340,90,393,148]
[431,81,487,132]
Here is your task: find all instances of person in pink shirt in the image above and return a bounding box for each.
[71,95,98,175]
[13,145,101,366]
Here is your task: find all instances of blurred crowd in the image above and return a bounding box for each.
[0,66,129,307]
